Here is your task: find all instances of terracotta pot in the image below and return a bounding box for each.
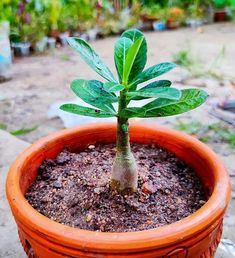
[166,18,179,29]
[6,123,231,258]
[214,10,227,22]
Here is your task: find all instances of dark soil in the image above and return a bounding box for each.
[25,144,207,232]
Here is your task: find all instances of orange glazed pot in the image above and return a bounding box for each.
[6,123,231,258]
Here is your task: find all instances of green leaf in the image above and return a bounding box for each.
[121,89,208,118]
[144,89,208,113]
[121,29,147,82]
[123,37,144,84]
[114,37,133,82]
[60,104,116,118]
[10,126,37,136]
[140,80,172,90]
[103,82,125,92]
[127,87,181,101]
[129,80,172,100]
[143,97,179,110]
[71,79,117,113]
[121,107,146,118]
[67,37,117,82]
[121,29,144,43]
[131,62,176,85]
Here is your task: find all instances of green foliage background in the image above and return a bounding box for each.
[1,0,235,45]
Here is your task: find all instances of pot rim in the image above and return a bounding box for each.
[6,122,231,253]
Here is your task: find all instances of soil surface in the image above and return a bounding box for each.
[26,143,206,232]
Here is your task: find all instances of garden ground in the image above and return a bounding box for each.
[0,23,235,257]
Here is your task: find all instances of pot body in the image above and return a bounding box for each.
[35,37,48,53]
[166,18,180,29]
[214,9,227,22]
[6,123,230,258]
[59,32,69,46]
[47,37,56,49]
[12,42,31,57]
[186,19,203,29]
[153,21,166,31]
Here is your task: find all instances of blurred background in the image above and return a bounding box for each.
[0,0,235,57]
[0,0,235,139]
[0,1,235,257]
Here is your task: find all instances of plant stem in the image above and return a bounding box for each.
[111,89,138,194]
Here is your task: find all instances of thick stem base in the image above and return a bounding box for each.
[111,152,138,194]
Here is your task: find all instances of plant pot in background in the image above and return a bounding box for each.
[79,33,89,42]
[166,18,180,29]
[139,21,153,31]
[6,123,230,258]
[186,19,204,29]
[153,21,166,31]
[140,14,157,31]
[35,37,48,53]
[59,32,69,46]
[214,9,228,21]
[11,42,31,57]
[47,37,56,49]
[87,28,99,41]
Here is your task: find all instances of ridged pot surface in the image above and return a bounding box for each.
[6,123,231,258]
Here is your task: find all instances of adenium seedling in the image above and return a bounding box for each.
[60,29,208,194]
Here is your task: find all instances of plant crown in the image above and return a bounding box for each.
[60,29,208,120]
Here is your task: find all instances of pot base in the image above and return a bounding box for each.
[18,217,223,257]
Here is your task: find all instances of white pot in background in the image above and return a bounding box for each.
[11,42,31,57]
[35,37,48,53]
[0,21,12,81]
[186,19,204,29]
[59,32,69,46]
[47,37,56,49]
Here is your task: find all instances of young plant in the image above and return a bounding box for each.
[60,29,208,194]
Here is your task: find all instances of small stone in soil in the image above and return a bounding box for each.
[53,180,62,188]
[142,181,157,194]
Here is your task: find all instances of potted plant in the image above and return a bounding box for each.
[35,36,48,53]
[213,0,230,21]
[166,7,184,29]
[152,7,169,31]
[30,14,48,54]
[10,1,34,57]
[141,4,161,22]
[6,29,230,257]
[11,24,31,57]
[140,4,161,30]
[187,0,204,28]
